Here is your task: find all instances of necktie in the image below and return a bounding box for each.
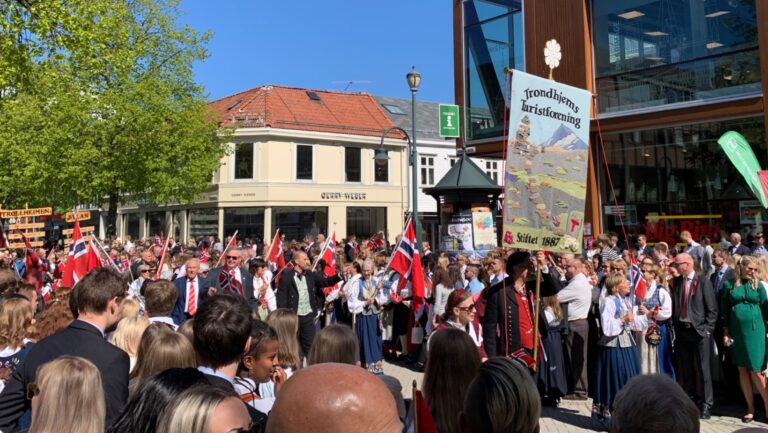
[680,277,690,320]
[187,280,197,316]
[715,271,723,292]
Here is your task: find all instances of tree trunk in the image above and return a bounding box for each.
[106,191,119,237]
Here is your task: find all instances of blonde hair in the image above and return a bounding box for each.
[156,385,237,433]
[542,295,563,321]
[108,316,150,358]
[641,263,662,284]
[437,256,450,271]
[736,255,761,288]
[611,259,628,274]
[129,326,197,392]
[266,309,300,370]
[605,274,627,296]
[120,298,141,319]
[0,296,35,350]
[29,356,104,433]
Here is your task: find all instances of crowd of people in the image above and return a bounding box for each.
[0,226,764,432]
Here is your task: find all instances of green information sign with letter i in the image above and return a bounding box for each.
[439,104,461,138]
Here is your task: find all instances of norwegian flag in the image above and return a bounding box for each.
[388,217,425,308]
[87,240,103,271]
[313,231,337,277]
[266,229,286,268]
[629,260,647,302]
[62,221,90,287]
[366,233,385,252]
[198,250,210,264]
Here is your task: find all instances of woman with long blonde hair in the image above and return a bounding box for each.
[108,316,150,373]
[0,296,35,390]
[721,255,768,423]
[28,356,104,433]
[129,325,196,392]
[156,385,250,433]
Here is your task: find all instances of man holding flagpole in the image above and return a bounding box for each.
[206,245,258,311]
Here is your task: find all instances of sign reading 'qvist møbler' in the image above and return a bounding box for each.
[320,192,367,200]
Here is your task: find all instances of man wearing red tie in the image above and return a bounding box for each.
[171,258,210,325]
[206,248,258,311]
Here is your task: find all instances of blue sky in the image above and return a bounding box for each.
[179,0,455,103]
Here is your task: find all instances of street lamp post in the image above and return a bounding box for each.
[406,66,422,248]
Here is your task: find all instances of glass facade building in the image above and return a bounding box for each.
[457,0,768,237]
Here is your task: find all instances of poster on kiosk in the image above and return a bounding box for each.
[439,205,497,259]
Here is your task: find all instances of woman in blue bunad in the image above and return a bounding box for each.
[347,259,388,374]
[638,263,675,378]
[592,273,652,429]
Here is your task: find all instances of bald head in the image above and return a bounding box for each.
[266,363,400,433]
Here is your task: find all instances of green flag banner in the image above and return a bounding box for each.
[718,131,768,208]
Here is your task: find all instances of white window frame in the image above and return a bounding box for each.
[420,154,436,187]
[230,142,255,182]
[485,160,499,184]
[294,143,316,183]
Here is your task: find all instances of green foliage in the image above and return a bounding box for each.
[0,0,228,234]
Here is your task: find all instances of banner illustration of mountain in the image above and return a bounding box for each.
[502,70,592,253]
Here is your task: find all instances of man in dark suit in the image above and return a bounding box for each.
[171,257,209,325]
[482,251,563,360]
[0,267,129,432]
[636,234,654,259]
[277,250,342,357]
[206,247,257,310]
[193,293,267,432]
[710,247,738,397]
[672,253,718,419]
[729,232,751,256]
[710,248,736,300]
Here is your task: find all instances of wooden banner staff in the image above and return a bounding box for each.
[531,261,542,373]
[154,234,172,280]
[213,230,239,269]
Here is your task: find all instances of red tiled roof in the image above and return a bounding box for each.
[209,85,404,139]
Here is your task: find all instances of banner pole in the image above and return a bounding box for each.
[531,262,542,373]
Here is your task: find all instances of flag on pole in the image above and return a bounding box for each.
[412,382,438,433]
[718,131,768,208]
[629,260,647,302]
[0,220,7,249]
[62,220,89,288]
[316,231,337,277]
[388,217,425,309]
[87,240,103,272]
[266,229,285,268]
[366,233,385,252]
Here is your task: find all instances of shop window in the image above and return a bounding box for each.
[464,0,524,142]
[272,207,327,242]
[189,209,218,240]
[485,160,499,183]
[123,214,140,241]
[596,116,765,237]
[146,212,166,237]
[296,144,313,180]
[592,0,761,113]
[234,143,254,180]
[224,208,264,243]
[420,156,435,186]
[450,157,458,167]
[347,207,387,239]
[345,147,361,182]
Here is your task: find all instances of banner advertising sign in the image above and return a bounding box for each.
[471,208,495,249]
[502,70,592,253]
[718,131,768,208]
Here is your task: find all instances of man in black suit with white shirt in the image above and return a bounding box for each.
[0,267,129,432]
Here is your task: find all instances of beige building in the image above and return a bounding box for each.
[117,85,408,245]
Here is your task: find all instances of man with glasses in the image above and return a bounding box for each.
[206,247,258,310]
[0,268,129,431]
[672,253,718,420]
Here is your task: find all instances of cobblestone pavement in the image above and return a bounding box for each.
[383,360,768,433]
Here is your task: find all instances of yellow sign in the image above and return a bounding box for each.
[62,226,95,235]
[0,208,52,218]
[7,232,45,239]
[9,223,45,230]
[65,211,92,222]
[9,241,44,248]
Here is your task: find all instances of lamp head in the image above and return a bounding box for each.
[406,66,421,92]
[374,147,390,168]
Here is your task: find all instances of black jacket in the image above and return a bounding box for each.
[0,320,129,432]
[482,270,563,357]
[206,267,258,310]
[276,268,341,315]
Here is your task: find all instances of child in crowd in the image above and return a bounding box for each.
[234,320,287,414]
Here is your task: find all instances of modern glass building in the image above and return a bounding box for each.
[454,0,768,240]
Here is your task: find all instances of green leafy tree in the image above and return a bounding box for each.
[0,0,228,235]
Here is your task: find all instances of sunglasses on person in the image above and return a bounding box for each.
[458,303,476,312]
[226,255,239,260]
[27,382,39,400]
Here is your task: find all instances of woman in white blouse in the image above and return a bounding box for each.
[592,273,652,428]
[638,263,675,378]
[250,259,277,320]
